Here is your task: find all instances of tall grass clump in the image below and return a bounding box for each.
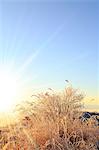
[16,86,99,150]
[0,86,99,150]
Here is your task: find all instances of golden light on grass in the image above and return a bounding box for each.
[0,86,98,149]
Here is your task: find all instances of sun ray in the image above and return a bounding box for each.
[17,23,65,74]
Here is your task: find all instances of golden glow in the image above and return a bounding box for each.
[0,69,18,113]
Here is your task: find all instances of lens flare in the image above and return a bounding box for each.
[0,69,18,112]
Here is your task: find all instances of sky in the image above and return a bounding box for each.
[0,0,99,110]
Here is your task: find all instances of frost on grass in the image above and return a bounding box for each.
[0,86,99,150]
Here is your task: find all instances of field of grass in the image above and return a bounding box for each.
[0,86,99,150]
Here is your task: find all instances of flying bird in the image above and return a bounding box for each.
[65,80,69,83]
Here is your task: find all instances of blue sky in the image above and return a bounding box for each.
[0,1,98,102]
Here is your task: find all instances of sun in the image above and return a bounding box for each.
[0,69,18,113]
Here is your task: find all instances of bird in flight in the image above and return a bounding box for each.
[65,80,69,83]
